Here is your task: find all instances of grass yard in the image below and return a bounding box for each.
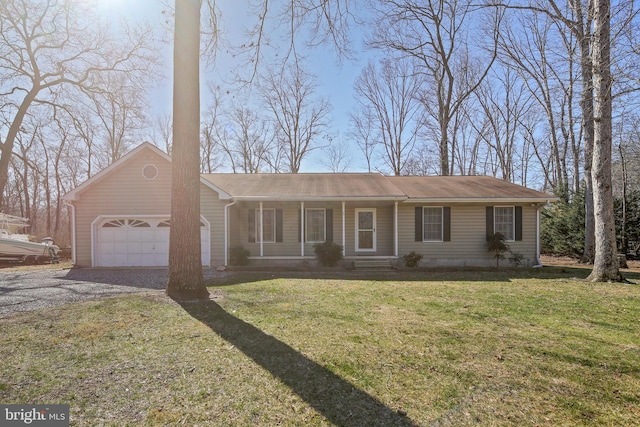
[1,267,639,426]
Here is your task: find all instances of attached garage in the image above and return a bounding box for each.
[93,216,210,267]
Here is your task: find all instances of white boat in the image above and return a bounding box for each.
[0,214,60,264]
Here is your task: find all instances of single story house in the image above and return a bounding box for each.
[63,142,556,268]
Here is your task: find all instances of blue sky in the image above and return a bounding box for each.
[98,0,376,172]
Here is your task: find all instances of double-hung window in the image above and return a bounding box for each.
[305,208,326,243]
[255,208,276,243]
[423,207,443,241]
[494,206,515,241]
[415,206,450,242]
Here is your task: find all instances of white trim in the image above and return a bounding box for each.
[300,202,305,257]
[224,201,236,266]
[355,208,377,252]
[536,206,541,265]
[406,198,555,204]
[233,196,407,202]
[259,203,264,256]
[394,202,398,257]
[142,163,158,180]
[64,143,169,201]
[342,202,346,257]
[63,142,233,202]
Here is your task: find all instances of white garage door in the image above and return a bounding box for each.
[95,217,210,267]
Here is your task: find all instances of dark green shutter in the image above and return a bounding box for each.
[415,207,423,241]
[443,207,451,242]
[515,206,523,241]
[276,209,283,242]
[298,209,302,242]
[326,209,333,242]
[486,206,494,240]
[248,209,255,243]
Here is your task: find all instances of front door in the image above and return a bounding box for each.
[356,209,376,252]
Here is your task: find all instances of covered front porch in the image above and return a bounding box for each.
[224,199,404,267]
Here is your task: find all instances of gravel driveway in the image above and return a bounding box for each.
[0,267,223,317]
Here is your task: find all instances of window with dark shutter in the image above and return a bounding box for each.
[276,209,283,242]
[248,209,256,243]
[486,206,494,239]
[515,206,523,241]
[443,207,451,242]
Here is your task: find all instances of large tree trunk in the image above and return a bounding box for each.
[166,0,208,300]
[587,0,623,282]
[575,0,596,264]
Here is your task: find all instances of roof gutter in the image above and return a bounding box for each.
[402,198,558,204]
[231,196,408,202]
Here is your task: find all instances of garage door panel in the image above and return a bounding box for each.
[112,253,128,266]
[140,242,155,253]
[96,217,210,267]
[113,229,128,241]
[127,254,141,266]
[98,241,113,254]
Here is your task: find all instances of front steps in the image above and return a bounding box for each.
[352,259,394,271]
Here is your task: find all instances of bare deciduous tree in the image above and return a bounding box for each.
[83,73,149,166]
[226,107,275,173]
[472,65,538,182]
[353,59,424,176]
[0,0,156,208]
[371,0,503,175]
[317,139,353,173]
[349,109,378,173]
[260,62,331,173]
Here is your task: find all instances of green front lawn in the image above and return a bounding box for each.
[1,268,639,426]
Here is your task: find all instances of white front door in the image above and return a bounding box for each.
[355,209,376,252]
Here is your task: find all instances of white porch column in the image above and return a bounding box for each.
[300,202,305,257]
[536,205,541,266]
[259,202,264,257]
[394,201,399,257]
[342,201,346,257]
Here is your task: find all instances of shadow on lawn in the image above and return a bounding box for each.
[178,299,419,427]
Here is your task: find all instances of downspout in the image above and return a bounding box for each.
[224,200,236,266]
[342,201,346,257]
[535,204,542,267]
[67,202,77,266]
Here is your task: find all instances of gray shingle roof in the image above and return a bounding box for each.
[201,173,555,202]
[388,176,553,200]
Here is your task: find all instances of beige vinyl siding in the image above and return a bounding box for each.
[199,182,226,266]
[72,150,172,267]
[398,204,539,266]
